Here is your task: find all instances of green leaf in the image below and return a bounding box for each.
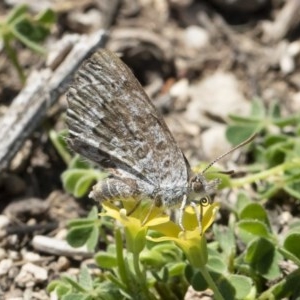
[245,238,282,280]
[73,174,96,198]
[168,262,186,277]
[227,114,260,124]
[79,266,93,290]
[264,134,288,147]
[236,192,252,215]
[190,270,208,291]
[269,102,281,119]
[184,264,194,283]
[62,168,107,197]
[63,293,87,300]
[66,225,94,248]
[49,130,72,165]
[239,203,270,227]
[36,8,56,25]
[263,138,294,166]
[47,280,71,296]
[250,98,266,118]
[62,275,86,292]
[214,273,236,300]
[10,24,46,53]
[283,233,300,264]
[86,225,99,251]
[265,268,300,299]
[87,206,99,220]
[141,249,169,268]
[227,275,254,300]
[278,247,300,267]
[161,267,169,282]
[95,251,118,268]
[69,155,91,169]
[284,178,300,200]
[226,125,258,146]
[237,220,271,241]
[150,243,182,266]
[15,18,50,42]
[55,285,72,297]
[62,169,95,195]
[6,4,28,24]
[207,256,227,274]
[273,114,300,127]
[68,218,96,227]
[153,242,181,256]
[213,225,235,257]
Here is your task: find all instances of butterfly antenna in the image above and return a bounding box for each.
[202,133,257,174]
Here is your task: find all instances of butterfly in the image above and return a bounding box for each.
[66,49,254,233]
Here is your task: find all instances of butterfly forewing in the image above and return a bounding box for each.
[66,50,191,196]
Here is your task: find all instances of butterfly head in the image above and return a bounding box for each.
[189,174,221,199]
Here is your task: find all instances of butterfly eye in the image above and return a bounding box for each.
[192,181,204,193]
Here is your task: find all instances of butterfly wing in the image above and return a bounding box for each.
[66,49,191,192]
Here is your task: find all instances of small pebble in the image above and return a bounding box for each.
[21,250,41,262]
[15,263,48,287]
[0,258,13,276]
[0,215,10,229]
[184,26,209,50]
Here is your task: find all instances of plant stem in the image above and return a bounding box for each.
[199,265,225,300]
[115,228,130,290]
[230,160,300,188]
[133,250,155,300]
[133,250,143,281]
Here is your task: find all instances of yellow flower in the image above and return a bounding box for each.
[101,199,219,266]
[101,200,169,254]
[147,203,219,268]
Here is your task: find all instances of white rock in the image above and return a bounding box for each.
[186,72,250,126]
[21,251,41,262]
[8,250,20,260]
[0,215,10,229]
[56,256,70,271]
[15,263,47,287]
[67,9,103,32]
[169,79,190,110]
[0,258,13,276]
[0,248,6,260]
[288,41,300,57]
[50,290,59,300]
[291,92,300,111]
[201,126,232,162]
[169,78,189,98]
[184,26,209,50]
[280,53,294,74]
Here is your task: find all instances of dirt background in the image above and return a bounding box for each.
[0,0,300,299]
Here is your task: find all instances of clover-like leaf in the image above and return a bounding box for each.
[237,219,272,245]
[245,238,282,280]
[239,203,270,227]
[95,252,118,269]
[282,233,300,266]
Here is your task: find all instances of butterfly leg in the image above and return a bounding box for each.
[179,194,187,232]
[141,200,156,226]
[190,201,202,235]
[127,198,142,216]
